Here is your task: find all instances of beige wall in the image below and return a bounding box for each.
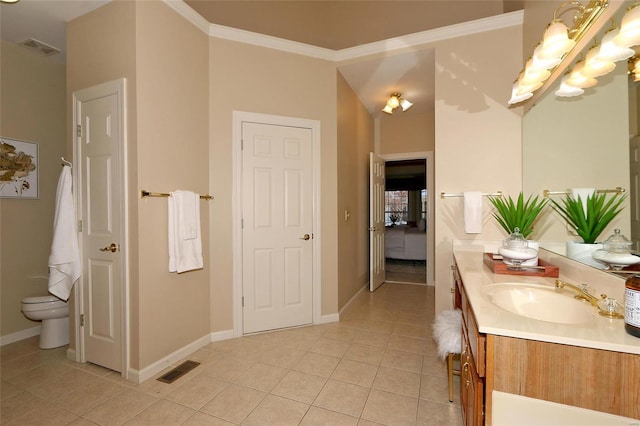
[0,41,66,338]
[434,25,523,314]
[135,1,210,369]
[379,111,434,155]
[68,1,210,370]
[336,72,374,309]
[208,38,339,332]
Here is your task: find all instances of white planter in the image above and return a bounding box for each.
[566,241,605,269]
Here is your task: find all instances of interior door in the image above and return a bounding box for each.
[369,152,386,291]
[75,81,124,372]
[242,122,313,334]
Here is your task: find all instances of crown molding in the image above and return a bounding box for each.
[335,10,523,62]
[165,1,524,62]
[163,0,211,34]
[208,23,337,61]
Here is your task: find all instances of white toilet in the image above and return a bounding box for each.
[21,295,69,349]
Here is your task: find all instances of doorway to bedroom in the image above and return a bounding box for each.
[384,159,427,285]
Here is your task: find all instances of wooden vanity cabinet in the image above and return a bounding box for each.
[454,264,486,426]
[453,260,640,423]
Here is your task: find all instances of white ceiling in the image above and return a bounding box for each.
[0,0,518,118]
[0,0,110,63]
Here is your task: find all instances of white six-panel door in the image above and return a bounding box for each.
[369,152,386,292]
[75,80,125,373]
[241,122,313,333]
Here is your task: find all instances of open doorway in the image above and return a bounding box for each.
[384,159,427,284]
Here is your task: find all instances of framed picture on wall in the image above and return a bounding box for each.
[0,137,39,199]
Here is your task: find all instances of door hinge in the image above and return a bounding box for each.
[241,218,244,229]
[76,124,82,138]
[242,297,244,307]
[80,314,85,327]
[241,139,243,150]
[78,220,83,232]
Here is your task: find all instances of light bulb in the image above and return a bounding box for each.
[387,95,400,109]
[598,28,634,62]
[400,99,413,111]
[583,45,616,78]
[555,74,584,97]
[508,82,533,104]
[539,20,576,60]
[615,3,640,48]
[564,61,598,88]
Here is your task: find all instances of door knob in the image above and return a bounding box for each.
[300,234,311,240]
[100,243,119,253]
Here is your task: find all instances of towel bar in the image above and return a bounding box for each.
[440,191,502,199]
[140,190,213,200]
[543,187,625,198]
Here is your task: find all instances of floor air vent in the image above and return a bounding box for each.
[157,360,200,384]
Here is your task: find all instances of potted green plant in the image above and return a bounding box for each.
[549,191,627,267]
[487,192,548,239]
[549,192,627,244]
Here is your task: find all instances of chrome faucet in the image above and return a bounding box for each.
[554,279,623,319]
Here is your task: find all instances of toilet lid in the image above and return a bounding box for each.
[22,295,65,304]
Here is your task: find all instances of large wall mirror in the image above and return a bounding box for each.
[521,0,640,268]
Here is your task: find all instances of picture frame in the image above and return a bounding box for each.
[0,137,39,199]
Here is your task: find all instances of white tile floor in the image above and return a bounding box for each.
[1,283,462,425]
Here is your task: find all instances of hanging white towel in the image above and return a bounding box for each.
[168,190,203,273]
[463,191,483,234]
[48,165,81,301]
[571,188,595,216]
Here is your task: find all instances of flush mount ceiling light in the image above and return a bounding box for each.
[382,92,413,114]
[508,0,608,105]
[0,0,20,3]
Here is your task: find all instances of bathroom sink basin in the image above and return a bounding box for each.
[484,283,594,325]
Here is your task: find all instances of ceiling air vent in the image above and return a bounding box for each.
[18,38,61,56]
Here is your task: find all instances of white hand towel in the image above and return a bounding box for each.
[571,188,595,216]
[168,190,203,273]
[48,165,81,301]
[463,191,483,234]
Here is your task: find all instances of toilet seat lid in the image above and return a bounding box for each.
[22,295,65,304]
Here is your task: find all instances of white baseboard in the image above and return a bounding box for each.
[210,329,234,342]
[338,282,369,317]
[128,334,211,384]
[66,347,78,362]
[318,313,339,324]
[0,326,41,347]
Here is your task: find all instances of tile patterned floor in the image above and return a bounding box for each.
[1,283,462,425]
[385,259,427,284]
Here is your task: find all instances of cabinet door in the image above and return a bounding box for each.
[461,327,471,425]
[462,331,484,426]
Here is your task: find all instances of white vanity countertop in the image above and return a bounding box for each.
[453,250,640,355]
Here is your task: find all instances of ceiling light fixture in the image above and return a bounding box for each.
[0,0,20,3]
[382,93,413,114]
[614,2,640,48]
[630,55,640,82]
[508,0,608,105]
